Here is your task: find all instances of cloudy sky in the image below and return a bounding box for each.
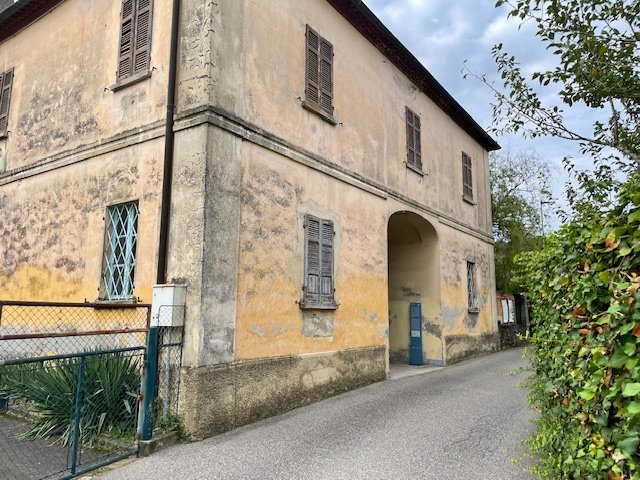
[364,0,600,225]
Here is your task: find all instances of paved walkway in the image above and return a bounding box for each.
[0,413,110,479]
[102,348,536,480]
[0,415,71,480]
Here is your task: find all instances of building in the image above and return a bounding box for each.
[0,0,500,438]
[496,292,530,349]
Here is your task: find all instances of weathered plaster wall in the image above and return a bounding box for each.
[439,223,499,362]
[237,0,491,235]
[231,139,496,370]
[0,0,171,171]
[234,141,389,361]
[0,140,163,303]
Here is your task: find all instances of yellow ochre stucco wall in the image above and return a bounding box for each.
[229,0,497,366]
[0,0,172,170]
[0,141,163,303]
[235,142,389,360]
[0,0,172,304]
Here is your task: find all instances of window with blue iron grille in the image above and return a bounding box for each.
[102,202,139,300]
[467,261,478,311]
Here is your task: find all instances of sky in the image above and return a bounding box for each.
[364,0,600,228]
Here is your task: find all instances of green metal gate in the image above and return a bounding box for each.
[0,301,156,480]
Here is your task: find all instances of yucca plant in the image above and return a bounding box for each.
[9,352,141,446]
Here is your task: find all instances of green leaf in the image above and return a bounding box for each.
[623,342,636,356]
[617,436,639,456]
[609,349,628,369]
[619,323,636,335]
[628,402,640,415]
[618,247,632,256]
[622,383,640,397]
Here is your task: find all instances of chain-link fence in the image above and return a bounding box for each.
[154,324,184,430]
[0,301,150,360]
[0,301,151,480]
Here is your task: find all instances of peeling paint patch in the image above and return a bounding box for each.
[423,317,442,338]
[359,309,378,322]
[249,325,266,337]
[379,324,388,338]
[302,312,334,338]
[463,313,479,329]
[17,85,101,164]
[440,304,462,329]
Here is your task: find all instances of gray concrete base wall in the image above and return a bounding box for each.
[179,346,386,439]
[444,333,500,365]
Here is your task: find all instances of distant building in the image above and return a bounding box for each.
[496,292,529,349]
[0,0,500,438]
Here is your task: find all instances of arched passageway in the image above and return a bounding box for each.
[387,211,441,365]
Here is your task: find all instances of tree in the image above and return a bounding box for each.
[465,0,640,167]
[490,151,552,292]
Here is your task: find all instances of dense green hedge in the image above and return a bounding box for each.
[519,171,640,479]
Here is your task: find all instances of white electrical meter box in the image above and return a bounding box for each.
[151,284,186,327]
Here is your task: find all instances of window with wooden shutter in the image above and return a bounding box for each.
[302,214,337,309]
[467,261,478,311]
[0,68,14,138]
[405,107,422,171]
[305,25,334,116]
[462,152,473,201]
[117,0,153,82]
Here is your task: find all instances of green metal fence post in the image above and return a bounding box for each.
[141,326,159,441]
[70,355,87,476]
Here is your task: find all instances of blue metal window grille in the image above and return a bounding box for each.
[102,202,139,300]
[467,261,477,310]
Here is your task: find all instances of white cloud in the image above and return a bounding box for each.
[480,16,516,45]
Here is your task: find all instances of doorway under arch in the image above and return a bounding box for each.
[387,211,441,365]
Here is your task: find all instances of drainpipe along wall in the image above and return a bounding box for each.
[156,0,181,285]
[139,0,181,442]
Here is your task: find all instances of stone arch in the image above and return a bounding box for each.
[387,211,442,364]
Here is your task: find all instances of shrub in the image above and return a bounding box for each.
[1,352,140,446]
[518,171,640,479]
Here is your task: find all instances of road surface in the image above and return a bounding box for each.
[101,348,536,480]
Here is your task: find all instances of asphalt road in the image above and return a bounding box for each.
[101,348,536,480]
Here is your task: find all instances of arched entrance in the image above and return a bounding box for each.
[387,211,440,365]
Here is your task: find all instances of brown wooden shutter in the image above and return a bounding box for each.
[462,153,473,199]
[406,107,414,166]
[406,107,422,169]
[305,215,321,305]
[319,38,333,114]
[320,219,334,305]
[306,26,320,106]
[117,0,135,80]
[132,0,152,75]
[414,114,422,169]
[0,68,13,135]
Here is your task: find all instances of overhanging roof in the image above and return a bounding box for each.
[328,0,500,151]
[0,0,63,43]
[0,0,500,151]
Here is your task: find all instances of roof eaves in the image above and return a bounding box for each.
[326,0,500,152]
[0,0,64,44]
